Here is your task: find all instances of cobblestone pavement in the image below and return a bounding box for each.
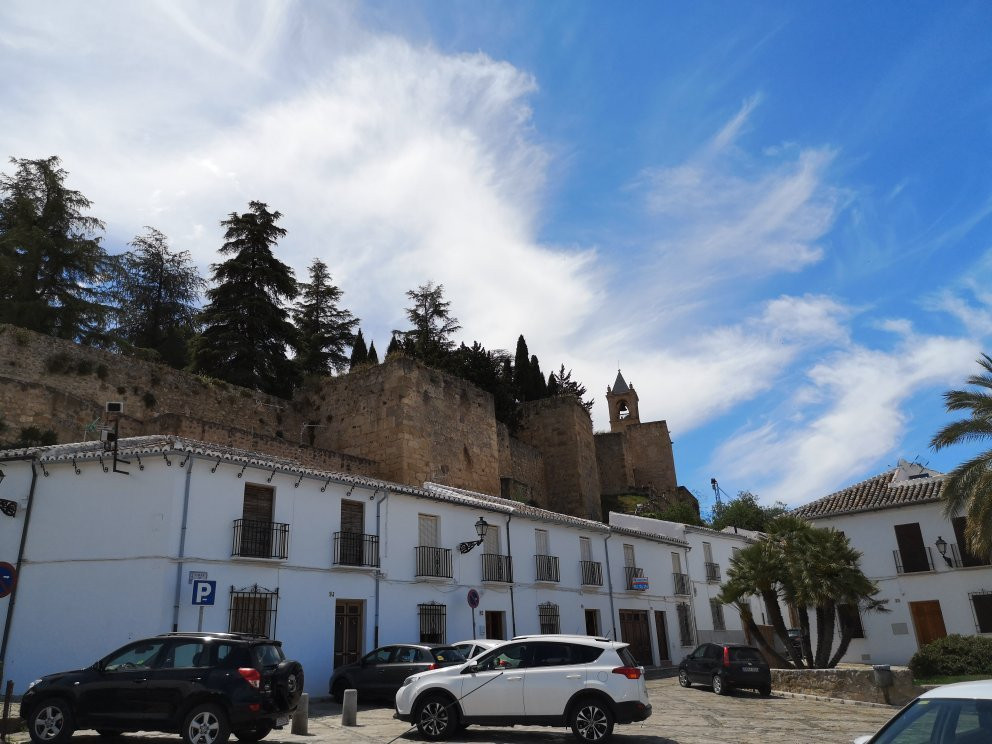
[7,678,898,744]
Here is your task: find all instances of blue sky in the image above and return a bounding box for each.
[2,1,992,513]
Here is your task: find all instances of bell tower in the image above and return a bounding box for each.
[606,370,640,432]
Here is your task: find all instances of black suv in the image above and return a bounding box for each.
[21,633,303,744]
[678,643,771,696]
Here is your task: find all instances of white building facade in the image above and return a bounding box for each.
[793,459,992,666]
[0,436,693,694]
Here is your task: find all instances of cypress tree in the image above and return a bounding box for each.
[367,340,379,364]
[512,335,530,399]
[350,329,368,369]
[192,201,299,397]
[529,354,547,399]
[385,333,401,359]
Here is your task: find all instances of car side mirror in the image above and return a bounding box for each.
[462,664,479,674]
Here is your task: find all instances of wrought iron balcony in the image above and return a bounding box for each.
[333,532,379,568]
[893,546,934,574]
[233,519,289,559]
[415,545,453,578]
[625,566,646,590]
[673,572,691,596]
[580,560,603,586]
[704,562,721,582]
[535,554,560,582]
[482,553,513,583]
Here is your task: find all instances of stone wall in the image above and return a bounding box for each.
[496,422,546,504]
[626,420,678,496]
[516,397,602,520]
[594,431,632,495]
[0,324,301,443]
[300,356,501,496]
[771,666,923,706]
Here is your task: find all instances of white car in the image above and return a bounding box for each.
[394,634,651,742]
[852,679,992,744]
[451,638,504,659]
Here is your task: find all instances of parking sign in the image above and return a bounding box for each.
[192,580,216,606]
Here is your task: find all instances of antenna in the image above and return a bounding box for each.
[710,477,730,508]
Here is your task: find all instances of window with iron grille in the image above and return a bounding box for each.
[538,602,560,634]
[970,592,992,633]
[709,598,726,631]
[677,602,694,646]
[229,585,278,638]
[418,602,447,643]
[837,603,865,639]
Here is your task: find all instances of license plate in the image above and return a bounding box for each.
[275,715,290,727]
[743,666,759,673]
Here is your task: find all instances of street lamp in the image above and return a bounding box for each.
[458,517,490,554]
[935,536,953,568]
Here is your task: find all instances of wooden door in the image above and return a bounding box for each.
[654,611,670,663]
[484,611,505,640]
[340,500,365,565]
[334,600,363,668]
[909,600,947,648]
[619,609,652,666]
[584,609,600,636]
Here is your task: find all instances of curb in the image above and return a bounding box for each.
[772,690,900,709]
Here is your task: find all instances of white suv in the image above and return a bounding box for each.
[394,634,651,742]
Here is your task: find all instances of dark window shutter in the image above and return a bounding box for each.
[894,523,928,572]
[243,485,274,522]
[972,594,992,633]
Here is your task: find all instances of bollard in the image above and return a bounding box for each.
[291,693,308,735]
[872,664,893,706]
[341,689,358,727]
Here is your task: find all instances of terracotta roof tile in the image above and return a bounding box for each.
[792,465,945,520]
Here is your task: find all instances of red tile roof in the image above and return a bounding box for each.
[792,463,945,520]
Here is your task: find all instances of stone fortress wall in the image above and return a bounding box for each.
[0,324,696,520]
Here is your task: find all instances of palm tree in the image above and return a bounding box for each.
[931,353,992,556]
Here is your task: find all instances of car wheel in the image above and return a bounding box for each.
[415,693,456,741]
[759,684,772,697]
[330,678,347,704]
[28,700,75,744]
[96,731,123,738]
[232,724,273,742]
[678,669,691,688]
[182,703,230,744]
[570,698,615,742]
[712,674,728,695]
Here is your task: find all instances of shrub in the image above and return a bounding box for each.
[909,634,992,678]
[45,352,74,374]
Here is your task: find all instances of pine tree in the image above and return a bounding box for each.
[395,281,461,367]
[192,201,299,397]
[385,333,401,359]
[109,227,204,368]
[367,341,379,364]
[292,258,358,376]
[550,363,594,413]
[0,156,112,341]
[350,329,368,369]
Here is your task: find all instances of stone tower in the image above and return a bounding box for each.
[606,370,640,432]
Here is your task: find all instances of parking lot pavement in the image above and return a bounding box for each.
[7,678,898,744]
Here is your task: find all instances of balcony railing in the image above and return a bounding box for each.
[535,554,560,582]
[625,566,646,591]
[704,562,721,582]
[233,519,289,559]
[946,543,992,569]
[333,532,379,567]
[893,546,934,574]
[580,560,603,586]
[415,545,453,578]
[482,553,513,583]
[673,572,691,596]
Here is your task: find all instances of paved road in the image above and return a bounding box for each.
[8,678,897,744]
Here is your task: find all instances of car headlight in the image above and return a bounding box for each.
[27,679,42,690]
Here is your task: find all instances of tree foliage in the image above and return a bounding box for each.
[719,517,886,669]
[548,364,594,413]
[0,156,112,342]
[931,353,992,556]
[395,281,461,366]
[109,227,204,368]
[292,258,358,376]
[349,329,368,369]
[710,491,788,532]
[192,201,299,396]
[451,341,518,427]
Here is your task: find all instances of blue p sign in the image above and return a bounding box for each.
[192,580,216,606]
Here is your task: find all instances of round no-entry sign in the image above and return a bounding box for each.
[467,588,480,609]
[0,562,16,599]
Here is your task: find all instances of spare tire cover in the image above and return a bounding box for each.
[274,661,304,708]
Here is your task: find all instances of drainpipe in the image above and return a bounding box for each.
[171,453,194,632]
[604,532,617,641]
[0,456,38,686]
[373,488,388,648]
[506,511,516,637]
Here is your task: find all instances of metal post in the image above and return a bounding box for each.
[197,606,204,632]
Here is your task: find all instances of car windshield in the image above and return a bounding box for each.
[730,648,763,663]
[870,698,992,744]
